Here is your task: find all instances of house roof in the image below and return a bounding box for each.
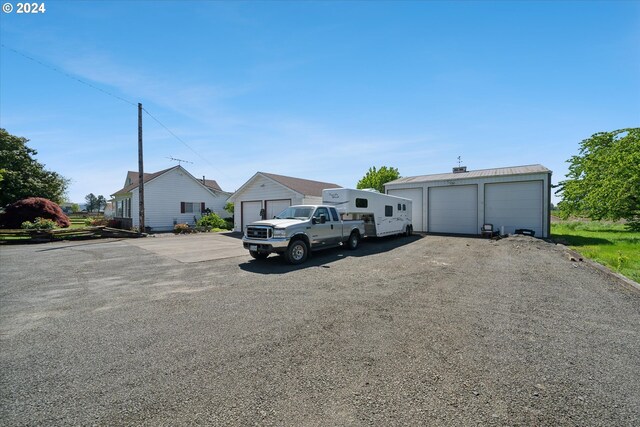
[261,172,341,196]
[229,172,341,201]
[385,164,551,186]
[111,165,224,196]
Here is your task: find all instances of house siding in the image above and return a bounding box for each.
[130,167,229,231]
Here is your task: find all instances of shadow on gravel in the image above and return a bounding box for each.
[239,234,422,274]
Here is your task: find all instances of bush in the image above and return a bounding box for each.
[85,217,109,226]
[0,197,70,229]
[197,212,229,230]
[173,223,193,234]
[21,217,57,230]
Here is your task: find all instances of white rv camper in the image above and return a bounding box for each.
[322,188,413,237]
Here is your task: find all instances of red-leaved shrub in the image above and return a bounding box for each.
[0,197,71,229]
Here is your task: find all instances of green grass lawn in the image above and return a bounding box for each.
[551,221,640,283]
[69,219,88,229]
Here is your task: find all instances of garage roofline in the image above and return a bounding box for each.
[385,164,551,186]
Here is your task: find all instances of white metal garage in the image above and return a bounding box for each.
[428,185,478,234]
[384,164,552,238]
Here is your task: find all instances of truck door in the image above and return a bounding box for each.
[310,207,340,247]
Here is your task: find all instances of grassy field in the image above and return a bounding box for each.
[551,221,640,283]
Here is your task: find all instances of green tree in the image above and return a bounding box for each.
[96,195,106,212]
[224,201,234,216]
[556,128,640,229]
[0,128,69,206]
[357,166,401,193]
[85,193,98,212]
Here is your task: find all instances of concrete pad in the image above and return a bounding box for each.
[124,232,247,263]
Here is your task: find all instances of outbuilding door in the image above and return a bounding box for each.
[265,199,291,220]
[428,185,478,234]
[241,201,262,230]
[387,188,424,232]
[484,181,543,236]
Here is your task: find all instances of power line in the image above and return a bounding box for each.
[1,44,219,173]
[142,108,216,169]
[1,43,137,107]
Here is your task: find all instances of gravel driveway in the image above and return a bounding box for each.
[1,234,638,426]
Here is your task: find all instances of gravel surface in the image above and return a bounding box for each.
[1,234,639,426]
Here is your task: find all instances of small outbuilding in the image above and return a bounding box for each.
[384,164,552,238]
[228,172,341,232]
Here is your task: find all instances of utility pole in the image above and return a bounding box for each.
[138,103,145,232]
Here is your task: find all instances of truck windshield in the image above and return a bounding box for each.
[275,207,313,220]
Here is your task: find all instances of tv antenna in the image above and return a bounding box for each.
[457,156,462,167]
[167,156,193,166]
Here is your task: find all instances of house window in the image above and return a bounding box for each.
[181,202,205,214]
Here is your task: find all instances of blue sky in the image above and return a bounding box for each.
[1,1,638,204]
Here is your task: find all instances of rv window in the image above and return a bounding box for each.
[403,204,406,211]
[385,205,393,217]
[355,198,368,208]
[398,203,402,211]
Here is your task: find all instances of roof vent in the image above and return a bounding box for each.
[453,166,467,173]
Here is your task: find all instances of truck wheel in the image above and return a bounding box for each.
[250,250,268,260]
[286,240,308,264]
[347,231,360,250]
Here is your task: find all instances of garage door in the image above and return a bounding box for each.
[428,185,478,234]
[265,199,291,220]
[387,188,424,232]
[485,181,543,236]
[241,201,262,230]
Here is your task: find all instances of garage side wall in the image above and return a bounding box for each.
[386,172,550,237]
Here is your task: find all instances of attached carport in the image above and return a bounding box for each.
[385,164,552,237]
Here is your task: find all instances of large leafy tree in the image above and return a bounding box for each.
[0,128,69,206]
[357,166,401,193]
[556,128,640,229]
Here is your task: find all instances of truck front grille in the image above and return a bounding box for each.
[246,226,272,239]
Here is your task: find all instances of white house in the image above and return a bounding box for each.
[384,164,552,238]
[111,165,231,231]
[227,172,341,232]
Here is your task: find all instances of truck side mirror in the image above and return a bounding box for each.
[312,215,327,225]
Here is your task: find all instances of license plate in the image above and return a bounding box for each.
[250,245,258,251]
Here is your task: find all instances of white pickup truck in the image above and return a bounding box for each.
[242,205,365,264]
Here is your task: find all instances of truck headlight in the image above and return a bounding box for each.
[273,228,287,238]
